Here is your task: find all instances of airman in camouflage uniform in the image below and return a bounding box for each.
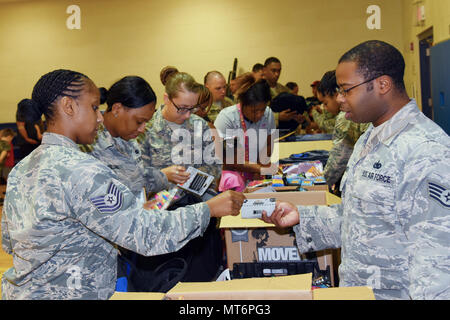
[1,132,211,300]
[263,40,450,300]
[293,100,450,299]
[79,123,169,197]
[323,112,369,189]
[137,106,222,188]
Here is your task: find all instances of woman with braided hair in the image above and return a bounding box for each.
[1,69,245,299]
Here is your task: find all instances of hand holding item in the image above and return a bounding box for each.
[261,200,299,228]
[142,199,158,210]
[162,165,190,185]
[206,190,246,217]
[278,109,298,122]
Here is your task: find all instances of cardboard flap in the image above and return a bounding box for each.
[165,273,313,300]
[312,286,375,300]
[170,273,311,292]
[219,215,274,228]
[326,192,342,205]
[109,292,165,300]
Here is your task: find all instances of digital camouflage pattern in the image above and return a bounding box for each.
[311,106,337,134]
[1,132,210,300]
[79,123,169,197]
[207,96,234,123]
[137,106,222,187]
[323,111,369,187]
[293,100,450,300]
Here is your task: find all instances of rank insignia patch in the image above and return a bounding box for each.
[90,182,124,214]
[373,161,382,169]
[428,182,450,208]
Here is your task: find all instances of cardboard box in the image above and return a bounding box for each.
[165,273,313,300]
[219,191,341,286]
[109,292,165,300]
[164,273,375,300]
[313,286,375,300]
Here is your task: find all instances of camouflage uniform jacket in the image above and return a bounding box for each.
[79,123,169,197]
[323,111,369,187]
[137,106,222,186]
[208,96,234,123]
[311,106,337,134]
[293,100,450,299]
[1,132,210,300]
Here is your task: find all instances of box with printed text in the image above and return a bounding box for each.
[219,191,341,287]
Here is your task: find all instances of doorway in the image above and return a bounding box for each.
[418,28,433,119]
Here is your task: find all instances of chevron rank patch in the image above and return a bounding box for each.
[90,182,124,214]
[428,181,450,209]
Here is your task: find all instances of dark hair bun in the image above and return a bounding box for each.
[106,76,156,110]
[17,98,43,123]
[99,87,108,105]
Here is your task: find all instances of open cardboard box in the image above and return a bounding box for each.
[165,273,313,300]
[219,191,341,286]
[164,273,375,300]
[109,292,165,300]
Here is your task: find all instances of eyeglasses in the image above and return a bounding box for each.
[336,76,381,97]
[169,98,199,114]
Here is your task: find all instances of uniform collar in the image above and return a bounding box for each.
[41,132,79,149]
[96,123,121,149]
[377,99,419,146]
[152,105,197,132]
[359,99,418,158]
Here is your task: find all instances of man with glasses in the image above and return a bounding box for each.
[262,40,450,300]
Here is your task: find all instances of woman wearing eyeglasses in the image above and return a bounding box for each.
[138,72,222,189]
[136,72,224,284]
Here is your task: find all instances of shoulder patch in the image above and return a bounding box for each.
[90,182,124,214]
[428,181,450,209]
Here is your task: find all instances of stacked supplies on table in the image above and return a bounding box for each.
[281,161,327,188]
